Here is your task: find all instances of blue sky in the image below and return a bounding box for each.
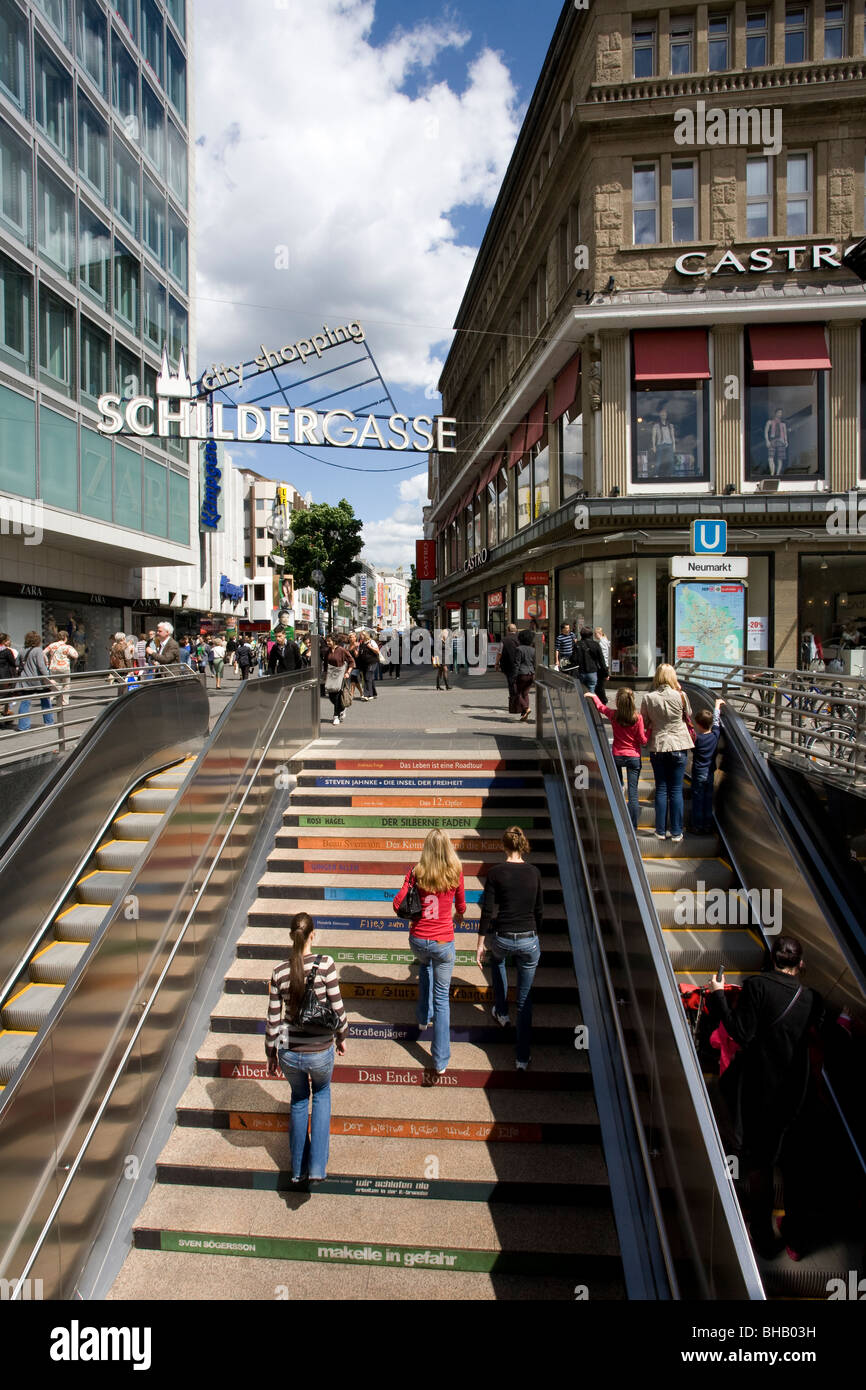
[193,0,564,566]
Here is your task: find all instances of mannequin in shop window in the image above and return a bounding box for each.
[651,407,676,477]
[764,407,788,478]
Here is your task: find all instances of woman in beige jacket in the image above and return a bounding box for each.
[639,664,694,842]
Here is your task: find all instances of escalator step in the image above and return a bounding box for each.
[29,940,89,984]
[145,769,190,788]
[129,788,176,812]
[96,839,148,871]
[643,859,733,890]
[653,890,761,927]
[76,870,131,905]
[114,812,163,839]
[55,904,107,939]
[3,983,63,1030]
[663,929,766,972]
[0,1030,36,1081]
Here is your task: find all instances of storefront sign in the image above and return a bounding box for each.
[524,571,549,585]
[691,519,727,555]
[487,590,504,609]
[445,601,462,610]
[670,556,749,579]
[675,243,859,277]
[416,539,436,581]
[747,616,768,650]
[219,574,244,602]
[199,439,222,531]
[464,548,488,572]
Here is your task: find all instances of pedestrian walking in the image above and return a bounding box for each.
[265,911,348,1184]
[586,688,647,829]
[235,637,253,680]
[268,630,302,674]
[640,663,694,843]
[211,637,226,689]
[512,629,536,721]
[393,828,465,1075]
[16,632,57,731]
[554,622,576,673]
[356,630,380,700]
[594,627,611,703]
[150,622,180,674]
[689,699,725,834]
[434,629,452,690]
[573,625,607,695]
[496,622,519,709]
[108,631,131,685]
[43,630,79,707]
[0,633,19,726]
[323,634,352,724]
[475,827,543,1070]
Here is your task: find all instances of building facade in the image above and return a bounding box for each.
[0,0,193,664]
[430,0,866,677]
[241,471,316,632]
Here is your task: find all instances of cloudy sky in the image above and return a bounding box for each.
[193,0,564,568]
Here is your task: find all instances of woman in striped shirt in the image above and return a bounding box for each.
[266,912,348,1183]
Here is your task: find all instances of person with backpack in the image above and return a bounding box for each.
[586,687,647,829]
[43,630,79,707]
[393,828,465,1075]
[512,629,536,722]
[16,632,58,731]
[108,631,131,685]
[356,630,380,700]
[265,912,348,1184]
[573,625,608,695]
[0,634,18,726]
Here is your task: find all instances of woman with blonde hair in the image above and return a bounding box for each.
[640,663,694,843]
[393,828,465,1074]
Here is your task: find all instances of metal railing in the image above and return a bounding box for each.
[0,663,199,767]
[676,660,866,789]
[536,664,763,1300]
[0,655,319,1299]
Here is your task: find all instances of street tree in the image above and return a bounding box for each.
[408,564,421,621]
[282,499,363,631]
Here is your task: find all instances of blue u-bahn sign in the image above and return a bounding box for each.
[691,519,727,555]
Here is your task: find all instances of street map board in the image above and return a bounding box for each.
[674,582,746,664]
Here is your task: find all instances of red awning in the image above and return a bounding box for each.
[481,450,503,490]
[552,353,580,421]
[460,485,475,512]
[445,501,459,527]
[748,323,831,372]
[524,394,547,452]
[508,418,527,468]
[633,329,710,381]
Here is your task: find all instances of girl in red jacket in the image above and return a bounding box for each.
[586,688,648,830]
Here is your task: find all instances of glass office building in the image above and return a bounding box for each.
[0,0,193,664]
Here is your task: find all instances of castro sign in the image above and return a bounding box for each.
[464,548,488,573]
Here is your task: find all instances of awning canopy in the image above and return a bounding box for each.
[524,394,547,452]
[633,329,711,381]
[552,353,580,421]
[748,323,831,372]
[477,451,503,493]
[460,485,475,513]
[508,418,527,468]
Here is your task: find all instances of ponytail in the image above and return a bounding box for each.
[288,911,315,1016]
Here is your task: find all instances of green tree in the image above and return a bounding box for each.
[408,564,421,621]
[282,498,364,630]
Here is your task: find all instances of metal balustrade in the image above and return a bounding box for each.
[676,661,866,790]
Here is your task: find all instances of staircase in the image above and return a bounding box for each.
[109,743,625,1300]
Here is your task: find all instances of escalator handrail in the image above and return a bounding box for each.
[537,665,764,1299]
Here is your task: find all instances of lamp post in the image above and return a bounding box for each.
[311,567,326,636]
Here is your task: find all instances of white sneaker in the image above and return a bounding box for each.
[332,717,340,725]
[338,712,345,722]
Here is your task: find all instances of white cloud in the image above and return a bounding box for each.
[193,0,521,393]
[362,470,428,569]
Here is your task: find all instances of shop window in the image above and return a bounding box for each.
[112,36,138,137]
[143,174,166,264]
[113,136,140,235]
[671,160,697,242]
[142,79,165,174]
[632,162,658,245]
[115,342,140,399]
[515,584,549,651]
[38,285,73,391]
[114,0,137,42]
[486,480,497,548]
[823,2,846,57]
[746,9,769,66]
[0,251,32,373]
[144,456,168,536]
[531,438,550,521]
[559,559,640,678]
[465,598,481,632]
[169,296,187,362]
[167,34,186,121]
[114,238,139,332]
[670,17,694,73]
[746,372,824,480]
[168,211,188,287]
[142,269,166,348]
[786,6,809,61]
[40,404,77,508]
[169,469,188,543]
[79,205,111,307]
[560,408,584,500]
[166,0,186,39]
[167,120,187,206]
[76,0,107,93]
[708,12,730,69]
[786,152,812,234]
[1,0,29,115]
[35,39,72,162]
[0,384,36,497]
[632,24,656,77]
[80,317,109,401]
[472,498,481,553]
[37,162,75,279]
[81,426,112,520]
[515,455,531,530]
[0,119,32,246]
[746,156,772,237]
[632,385,709,482]
[141,0,164,83]
[78,93,108,201]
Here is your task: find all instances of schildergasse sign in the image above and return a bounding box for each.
[97,326,457,452]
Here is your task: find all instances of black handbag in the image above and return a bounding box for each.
[295,955,342,1031]
[394,871,423,919]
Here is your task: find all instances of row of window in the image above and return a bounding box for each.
[5,0,187,124]
[1,119,187,292]
[0,381,189,537]
[632,150,817,244]
[632,5,855,78]
[1,249,187,417]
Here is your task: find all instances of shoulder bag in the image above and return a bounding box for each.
[394,870,423,920]
[324,660,346,692]
[295,955,342,1031]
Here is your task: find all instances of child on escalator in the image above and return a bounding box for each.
[689,698,725,835]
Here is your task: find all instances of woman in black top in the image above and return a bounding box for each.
[475,826,543,1069]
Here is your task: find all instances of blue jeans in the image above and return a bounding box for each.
[277,1043,335,1179]
[487,933,541,1065]
[650,750,688,837]
[579,671,597,693]
[614,754,641,830]
[17,697,55,731]
[690,772,714,831]
[409,935,455,1071]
